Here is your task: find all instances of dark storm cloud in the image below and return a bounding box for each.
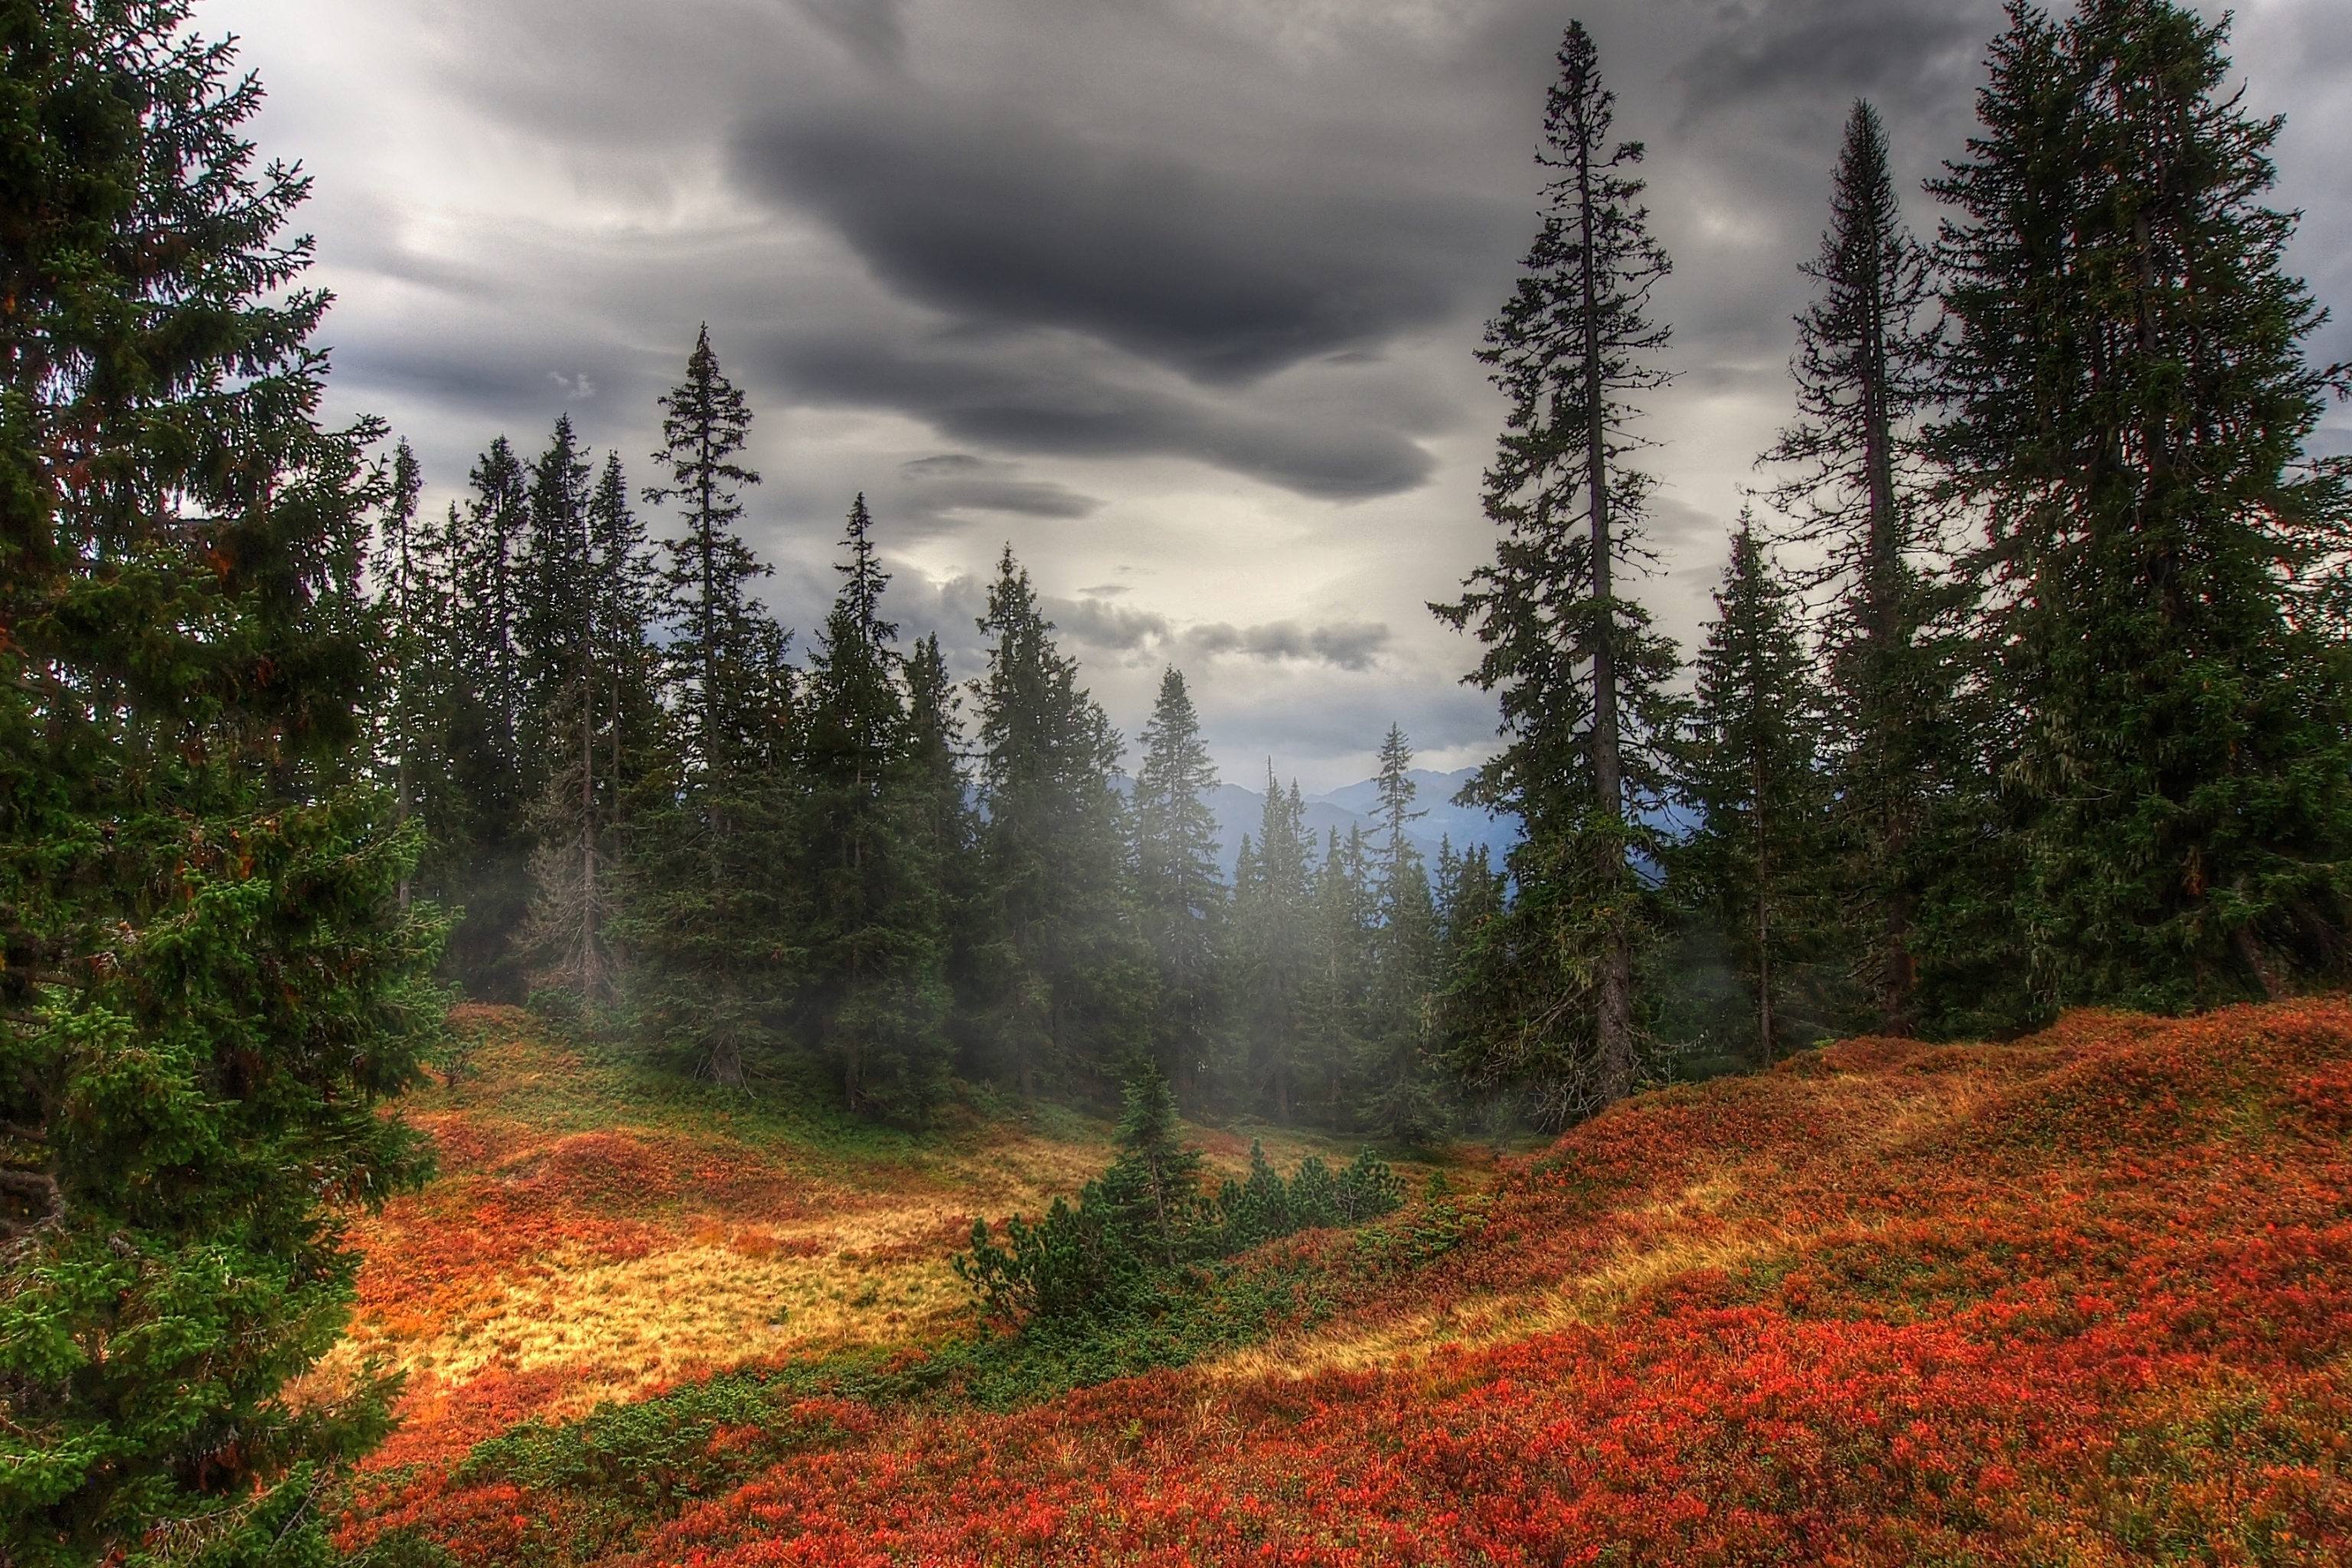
[767,328,1436,499]
[734,97,1517,386]
[896,454,1102,521]
[792,0,906,70]
[1675,0,1998,119]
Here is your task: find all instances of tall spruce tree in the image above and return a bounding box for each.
[1763,100,1954,1034]
[1298,826,1372,1132]
[793,497,951,1119]
[438,435,537,995]
[1930,0,2352,1014]
[0,5,443,1558]
[971,548,1145,1099]
[1431,838,1508,1125]
[517,421,645,1007]
[1360,729,1442,1138]
[376,438,436,910]
[1436,19,1680,1117]
[1233,769,1313,1122]
[645,325,769,774]
[1132,668,1227,1105]
[1676,523,1839,1064]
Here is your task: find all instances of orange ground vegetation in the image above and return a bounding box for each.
[341,1001,2352,1564]
[325,1008,1387,1475]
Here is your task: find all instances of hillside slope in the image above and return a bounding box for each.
[342,1002,2352,1565]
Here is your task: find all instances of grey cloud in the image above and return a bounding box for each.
[1185,619,1393,672]
[1050,596,1176,653]
[1037,596,1392,672]
[897,453,1102,520]
[1675,0,1998,122]
[794,0,907,70]
[733,98,1514,384]
[768,329,1436,499]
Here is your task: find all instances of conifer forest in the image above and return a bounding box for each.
[5,2,2351,1564]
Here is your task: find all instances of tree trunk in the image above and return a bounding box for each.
[1578,121,1634,1104]
[1860,207,1915,1038]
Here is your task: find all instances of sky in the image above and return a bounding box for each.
[198,0,2352,794]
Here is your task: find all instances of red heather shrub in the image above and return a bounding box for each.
[348,1001,2352,1565]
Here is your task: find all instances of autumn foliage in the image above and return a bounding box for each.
[343,1001,2352,1564]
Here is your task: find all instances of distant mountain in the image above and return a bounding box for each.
[1206,767,1519,878]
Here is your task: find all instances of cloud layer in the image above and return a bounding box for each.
[205,0,2352,789]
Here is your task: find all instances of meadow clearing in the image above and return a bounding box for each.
[335,1001,2352,1565]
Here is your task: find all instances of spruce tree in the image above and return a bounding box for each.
[1435,19,1680,1116]
[1762,100,1954,1034]
[0,5,443,1557]
[1232,769,1312,1121]
[437,434,537,996]
[794,496,951,1119]
[1676,523,1839,1064]
[646,325,770,775]
[1360,728,1442,1138]
[1930,0,2352,1013]
[1132,668,1227,1105]
[1298,826,1371,1132]
[375,438,437,911]
[518,421,642,1007]
[1431,838,1508,1123]
[625,334,797,1085]
[970,548,1145,1098]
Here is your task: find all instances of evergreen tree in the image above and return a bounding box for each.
[793,496,951,1119]
[1763,100,1955,1034]
[0,5,443,1557]
[1435,19,1681,1116]
[518,423,647,1007]
[1431,837,1508,1124]
[437,434,537,996]
[970,548,1145,1098]
[1930,0,2352,1014]
[1298,827,1371,1132]
[584,449,665,983]
[1232,769,1312,1121]
[1132,668,1227,1105]
[645,324,770,774]
[1676,523,1839,1064]
[1093,1063,1209,1269]
[624,334,797,1085]
[375,437,438,911]
[1360,728,1442,1139]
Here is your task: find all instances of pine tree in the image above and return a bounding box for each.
[794,496,951,1119]
[970,548,1145,1098]
[518,420,636,1006]
[1435,20,1681,1116]
[1763,100,1955,1034]
[0,5,443,1557]
[1930,0,2352,1014]
[1230,769,1314,1121]
[624,334,797,1085]
[1093,1063,1208,1269]
[1298,826,1371,1132]
[1676,523,1839,1064]
[1360,728,1442,1138]
[376,438,437,912]
[645,325,770,775]
[438,434,537,997]
[1430,837,1508,1124]
[1132,668,1227,1106]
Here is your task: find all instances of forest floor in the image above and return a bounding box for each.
[334,1001,2352,1565]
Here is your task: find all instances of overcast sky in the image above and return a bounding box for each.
[199,0,2350,793]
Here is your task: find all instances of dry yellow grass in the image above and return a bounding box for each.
[325,1011,1452,1441]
